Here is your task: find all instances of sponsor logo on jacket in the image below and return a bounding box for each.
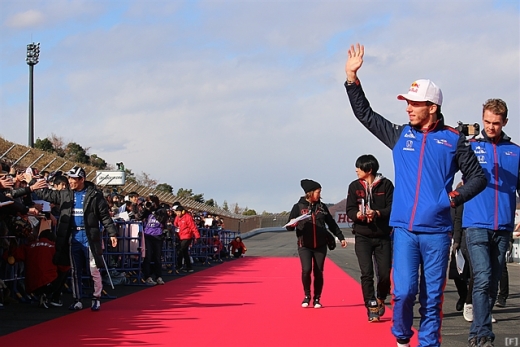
[403,140,414,151]
[434,138,453,147]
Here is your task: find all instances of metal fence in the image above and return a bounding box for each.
[0,221,243,304]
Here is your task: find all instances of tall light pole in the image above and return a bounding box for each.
[26,42,40,148]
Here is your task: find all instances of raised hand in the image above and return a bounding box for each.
[0,175,14,189]
[30,179,49,191]
[345,43,365,82]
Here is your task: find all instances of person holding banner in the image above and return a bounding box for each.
[346,154,393,322]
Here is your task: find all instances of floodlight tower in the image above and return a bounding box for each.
[26,42,40,148]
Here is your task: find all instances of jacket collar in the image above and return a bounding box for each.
[474,130,510,144]
[409,113,445,133]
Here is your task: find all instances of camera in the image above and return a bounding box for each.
[144,201,153,209]
[456,121,480,137]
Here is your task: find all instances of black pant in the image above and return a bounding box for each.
[33,269,68,300]
[177,239,193,270]
[142,234,163,279]
[233,248,243,258]
[354,234,392,306]
[498,261,509,300]
[298,244,327,298]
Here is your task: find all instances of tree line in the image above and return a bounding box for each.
[34,134,259,215]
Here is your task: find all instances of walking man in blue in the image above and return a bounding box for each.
[344,43,487,347]
[463,99,520,347]
[35,166,118,311]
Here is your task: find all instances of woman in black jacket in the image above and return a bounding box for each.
[345,154,394,322]
[286,179,347,309]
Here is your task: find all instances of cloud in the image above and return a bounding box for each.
[4,9,44,28]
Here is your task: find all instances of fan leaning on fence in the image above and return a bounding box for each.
[34,166,118,312]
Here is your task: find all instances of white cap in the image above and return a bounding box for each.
[397,79,443,106]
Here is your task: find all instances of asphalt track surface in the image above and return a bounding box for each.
[1,229,519,347]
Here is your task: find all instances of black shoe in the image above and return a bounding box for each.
[301,296,311,308]
[49,299,63,307]
[467,337,478,347]
[456,298,464,311]
[495,297,506,308]
[479,336,494,347]
[39,294,49,309]
[377,298,386,317]
[367,300,380,322]
[313,297,322,309]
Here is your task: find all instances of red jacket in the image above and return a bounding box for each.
[174,212,200,240]
[212,238,223,252]
[230,240,247,254]
[13,237,61,293]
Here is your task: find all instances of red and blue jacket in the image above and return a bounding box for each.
[345,80,487,233]
[463,132,520,231]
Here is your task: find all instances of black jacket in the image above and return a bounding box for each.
[346,174,394,238]
[286,198,344,249]
[35,181,117,267]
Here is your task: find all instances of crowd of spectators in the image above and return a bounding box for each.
[0,160,237,310]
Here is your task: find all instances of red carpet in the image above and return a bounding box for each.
[0,257,418,346]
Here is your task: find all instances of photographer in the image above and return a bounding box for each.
[138,195,168,285]
[1,166,47,235]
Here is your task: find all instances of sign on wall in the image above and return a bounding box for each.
[335,212,353,229]
[95,170,126,186]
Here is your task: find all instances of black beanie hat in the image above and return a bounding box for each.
[171,201,184,212]
[301,179,321,193]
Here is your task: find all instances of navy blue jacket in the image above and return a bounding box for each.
[345,80,486,232]
[463,131,520,231]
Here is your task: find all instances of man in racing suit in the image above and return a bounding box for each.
[344,43,486,347]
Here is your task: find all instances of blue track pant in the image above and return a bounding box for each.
[391,227,451,347]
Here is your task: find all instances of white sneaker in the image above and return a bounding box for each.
[68,301,83,310]
[91,298,101,311]
[156,277,165,285]
[463,303,473,322]
[145,277,157,285]
[491,315,496,323]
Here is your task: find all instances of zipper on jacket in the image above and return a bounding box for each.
[312,210,317,248]
[493,143,499,230]
[409,133,428,230]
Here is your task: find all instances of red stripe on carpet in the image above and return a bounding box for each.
[0,257,418,346]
